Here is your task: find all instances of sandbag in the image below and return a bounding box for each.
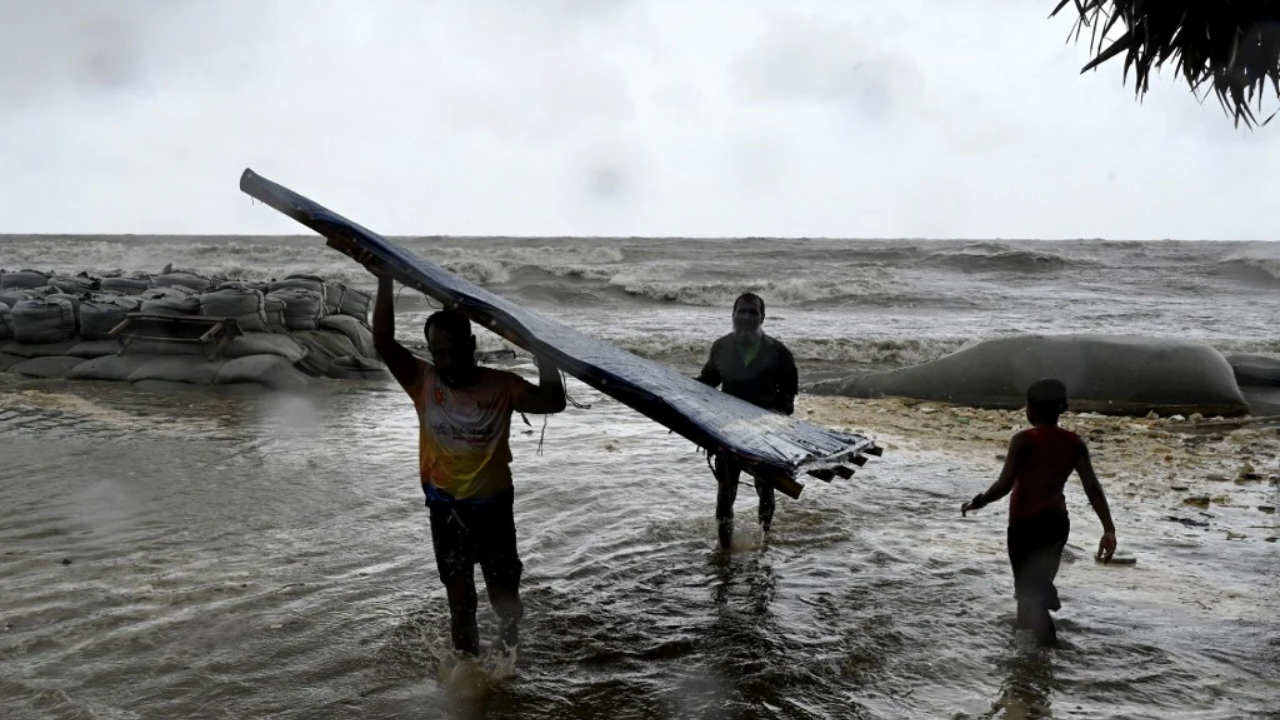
[67,354,158,382]
[329,355,393,381]
[263,295,287,333]
[0,269,50,290]
[12,297,76,344]
[318,314,377,359]
[152,271,212,293]
[80,296,142,340]
[199,287,269,333]
[215,354,310,392]
[323,283,344,315]
[1,340,80,359]
[100,277,152,295]
[0,353,23,372]
[269,275,324,295]
[338,286,371,325]
[128,356,227,385]
[67,340,124,358]
[0,290,36,308]
[48,274,98,294]
[814,334,1250,417]
[47,293,85,332]
[269,288,325,330]
[8,355,86,379]
[121,332,307,364]
[0,302,12,342]
[291,329,361,377]
[216,280,272,295]
[140,286,201,316]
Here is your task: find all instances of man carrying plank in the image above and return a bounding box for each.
[696,292,799,549]
[360,254,566,656]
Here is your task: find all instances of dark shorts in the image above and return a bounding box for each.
[1007,511,1070,612]
[427,487,523,589]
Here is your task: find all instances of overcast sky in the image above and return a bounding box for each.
[1,0,1277,240]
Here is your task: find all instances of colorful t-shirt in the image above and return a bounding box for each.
[407,362,534,502]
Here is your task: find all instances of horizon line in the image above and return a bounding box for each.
[0,233,1272,243]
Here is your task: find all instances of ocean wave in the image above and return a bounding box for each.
[924,246,1078,273]
[1215,254,1280,286]
[595,332,972,370]
[602,266,919,307]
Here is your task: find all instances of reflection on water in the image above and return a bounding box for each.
[987,646,1056,720]
[1,376,1278,719]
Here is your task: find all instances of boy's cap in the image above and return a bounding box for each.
[1026,378,1068,404]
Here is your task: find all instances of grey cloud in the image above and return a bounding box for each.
[0,0,274,110]
[729,10,927,118]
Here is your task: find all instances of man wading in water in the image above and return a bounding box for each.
[361,257,566,656]
[962,378,1118,646]
[696,292,798,549]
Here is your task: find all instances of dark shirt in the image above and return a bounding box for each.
[1009,425,1082,521]
[696,332,798,414]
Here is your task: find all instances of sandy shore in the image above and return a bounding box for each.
[801,394,1280,544]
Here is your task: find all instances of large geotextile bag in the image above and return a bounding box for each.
[48,274,98,294]
[269,288,325,331]
[80,296,142,340]
[0,302,13,342]
[100,276,152,295]
[199,286,269,333]
[12,296,76,344]
[338,286,371,326]
[152,271,212,293]
[139,286,200,316]
[0,269,50,290]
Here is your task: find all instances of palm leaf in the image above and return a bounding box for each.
[1050,1,1280,128]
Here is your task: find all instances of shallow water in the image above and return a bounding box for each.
[2,374,1276,720]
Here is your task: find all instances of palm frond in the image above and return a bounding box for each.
[1050,2,1280,127]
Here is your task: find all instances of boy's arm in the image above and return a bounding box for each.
[512,357,566,415]
[962,432,1027,515]
[1075,443,1118,561]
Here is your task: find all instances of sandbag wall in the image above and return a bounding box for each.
[0,269,387,390]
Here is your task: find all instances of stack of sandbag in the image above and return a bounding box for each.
[152,270,213,293]
[0,301,13,341]
[48,274,99,294]
[80,295,143,340]
[0,269,51,291]
[338,285,372,326]
[269,287,325,331]
[11,296,77,344]
[139,285,201,316]
[100,276,152,295]
[199,286,269,333]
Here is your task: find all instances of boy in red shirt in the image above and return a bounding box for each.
[962,378,1117,646]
